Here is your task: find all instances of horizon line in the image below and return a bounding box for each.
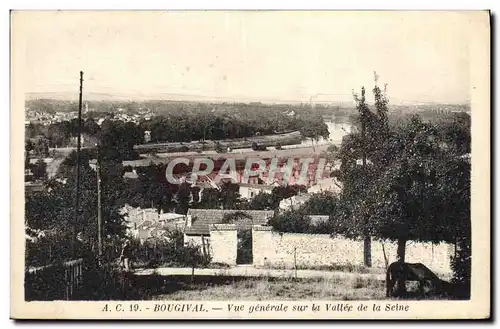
[24,91,471,107]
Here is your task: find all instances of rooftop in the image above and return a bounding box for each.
[184,209,275,235]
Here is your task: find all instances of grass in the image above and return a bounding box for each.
[259,263,385,274]
[149,275,388,301]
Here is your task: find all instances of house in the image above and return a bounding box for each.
[307,177,342,194]
[238,183,274,199]
[123,169,139,179]
[308,215,330,227]
[183,208,275,248]
[278,193,312,211]
[120,205,184,242]
[158,212,185,228]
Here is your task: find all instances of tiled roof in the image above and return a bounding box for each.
[184,209,275,235]
[238,183,274,190]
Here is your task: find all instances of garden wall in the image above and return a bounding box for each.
[252,226,454,275]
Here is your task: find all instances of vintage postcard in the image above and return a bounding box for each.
[10,10,490,319]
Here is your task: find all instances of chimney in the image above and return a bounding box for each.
[186,214,192,227]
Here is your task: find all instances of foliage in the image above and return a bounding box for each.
[246,185,307,211]
[268,209,312,233]
[184,242,211,268]
[333,75,471,268]
[247,192,276,210]
[236,230,253,264]
[28,159,48,180]
[132,230,211,268]
[300,191,339,216]
[221,211,253,224]
[25,151,128,265]
[267,191,340,234]
[450,236,471,298]
[26,101,331,153]
[327,144,339,153]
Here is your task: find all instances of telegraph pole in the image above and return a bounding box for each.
[96,143,103,263]
[73,71,84,258]
[359,87,372,268]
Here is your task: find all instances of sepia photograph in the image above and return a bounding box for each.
[10,10,490,319]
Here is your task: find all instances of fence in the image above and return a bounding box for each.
[25,258,84,301]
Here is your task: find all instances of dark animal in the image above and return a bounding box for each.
[386,262,450,298]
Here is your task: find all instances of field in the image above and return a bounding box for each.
[110,273,452,301]
[153,276,386,301]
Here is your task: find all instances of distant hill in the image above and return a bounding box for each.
[25,93,470,117]
[25,91,354,106]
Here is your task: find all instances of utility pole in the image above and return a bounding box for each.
[73,71,84,258]
[96,143,103,264]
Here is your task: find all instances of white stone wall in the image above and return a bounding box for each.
[252,226,453,275]
[208,224,238,265]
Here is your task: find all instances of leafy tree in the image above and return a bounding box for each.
[84,117,101,136]
[33,135,50,158]
[198,188,222,209]
[268,209,312,233]
[298,110,330,150]
[219,182,242,210]
[248,192,275,210]
[27,150,129,264]
[183,242,210,282]
[334,77,470,293]
[174,182,192,215]
[300,191,339,216]
[271,185,307,206]
[327,144,339,153]
[29,159,48,180]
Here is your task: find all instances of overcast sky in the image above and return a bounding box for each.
[14,11,479,104]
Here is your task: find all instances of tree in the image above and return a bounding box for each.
[183,242,210,282]
[29,159,48,180]
[248,192,275,210]
[333,75,391,267]
[270,185,307,208]
[174,182,192,215]
[300,191,339,216]
[299,110,330,150]
[335,75,470,292]
[219,182,242,209]
[84,117,101,136]
[327,144,339,153]
[33,135,50,158]
[336,115,470,293]
[28,149,129,264]
[268,209,312,233]
[198,188,222,209]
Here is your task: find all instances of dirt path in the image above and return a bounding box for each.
[133,266,386,281]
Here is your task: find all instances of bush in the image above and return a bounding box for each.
[130,230,211,268]
[327,144,339,153]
